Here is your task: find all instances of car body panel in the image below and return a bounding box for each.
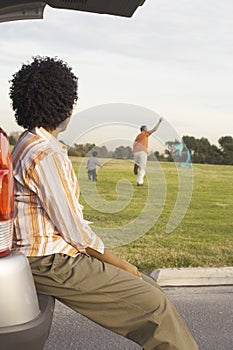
[0,293,55,350]
[0,252,40,327]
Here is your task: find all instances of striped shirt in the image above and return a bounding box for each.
[12,127,104,257]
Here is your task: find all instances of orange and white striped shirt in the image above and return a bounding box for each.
[12,127,104,257]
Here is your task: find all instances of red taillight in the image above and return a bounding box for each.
[0,128,14,257]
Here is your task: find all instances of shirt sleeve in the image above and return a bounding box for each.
[28,151,104,254]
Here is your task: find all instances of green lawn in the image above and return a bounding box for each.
[71,157,233,273]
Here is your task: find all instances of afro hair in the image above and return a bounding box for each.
[9,56,78,130]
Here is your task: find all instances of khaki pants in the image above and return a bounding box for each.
[28,254,198,350]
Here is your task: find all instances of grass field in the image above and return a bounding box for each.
[72,157,233,273]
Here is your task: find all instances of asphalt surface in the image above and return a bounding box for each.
[44,267,233,350]
[167,286,233,350]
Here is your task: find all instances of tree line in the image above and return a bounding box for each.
[182,135,233,165]
[66,136,233,165]
[68,143,134,160]
[9,132,233,165]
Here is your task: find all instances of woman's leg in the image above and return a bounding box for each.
[29,254,198,350]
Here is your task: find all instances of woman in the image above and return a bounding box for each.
[10,56,198,350]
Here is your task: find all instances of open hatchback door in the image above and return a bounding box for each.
[0,0,146,22]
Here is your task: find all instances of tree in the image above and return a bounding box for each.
[218,136,233,165]
[148,151,165,161]
[194,138,212,163]
[166,136,226,165]
[94,145,111,158]
[9,135,17,146]
[182,135,226,165]
[165,139,189,163]
[182,135,196,151]
[9,131,21,145]
[113,146,132,159]
[210,145,224,165]
[73,143,96,157]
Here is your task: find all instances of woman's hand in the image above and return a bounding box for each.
[120,260,142,279]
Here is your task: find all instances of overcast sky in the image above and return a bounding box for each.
[0,0,233,147]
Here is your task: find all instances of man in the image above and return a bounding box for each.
[133,118,163,186]
[10,56,198,350]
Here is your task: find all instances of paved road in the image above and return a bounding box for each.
[44,286,233,350]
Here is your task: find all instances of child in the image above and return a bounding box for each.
[87,151,101,181]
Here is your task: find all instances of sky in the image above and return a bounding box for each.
[0,0,233,148]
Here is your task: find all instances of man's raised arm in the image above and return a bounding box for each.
[148,117,163,134]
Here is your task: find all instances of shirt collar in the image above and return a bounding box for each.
[34,127,67,153]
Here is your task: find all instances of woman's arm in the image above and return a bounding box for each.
[86,247,142,278]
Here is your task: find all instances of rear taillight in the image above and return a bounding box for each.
[0,128,14,257]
